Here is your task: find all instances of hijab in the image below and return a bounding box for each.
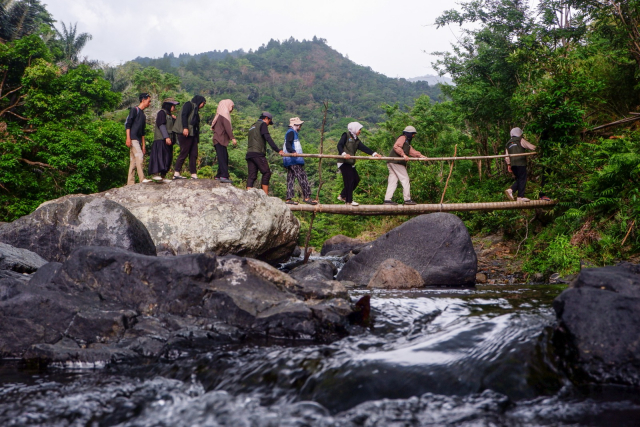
[348,122,363,139]
[510,127,523,137]
[210,99,234,129]
[190,95,207,126]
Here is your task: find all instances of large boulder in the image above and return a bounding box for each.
[0,196,156,262]
[337,213,477,286]
[288,260,348,300]
[0,242,47,273]
[367,258,424,289]
[553,263,640,386]
[321,235,365,256]
[96,180,300,264]
[0,246,352,364]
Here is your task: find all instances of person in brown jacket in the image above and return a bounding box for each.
[210,99,236,183]
[384,126,426,205]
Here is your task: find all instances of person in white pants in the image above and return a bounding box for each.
[384,126,426,205]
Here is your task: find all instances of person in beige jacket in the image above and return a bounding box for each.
[384,126,426,205]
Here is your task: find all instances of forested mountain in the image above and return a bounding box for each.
[132,37,442,129]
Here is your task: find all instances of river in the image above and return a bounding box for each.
[1,258,640,426]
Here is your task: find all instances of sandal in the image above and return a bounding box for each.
[540,196,551,201]
[285,199,299,205]
[303,199,318,205]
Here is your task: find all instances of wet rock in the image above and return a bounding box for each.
[0,246,353,364]
[321,234,364,256]
[532,272,544,282]
[96,180,299,264]
[553,263,640,386]
[0,243,47,274]
[367,258,424,289]
[292,246,302,258]
[475,273,488,284]
[287,260,348,300]
[0,196,156,262]
[337,213,477,287]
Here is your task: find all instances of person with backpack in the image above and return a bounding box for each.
[282,117,316,205]
[149,98,180,182]
[337,122,381,206]
[383,125,427,205]
[125,93,152,185]
[504,127,536,202]
[210,99,236,183]
[172,95,206,180]
[246,112,284,194]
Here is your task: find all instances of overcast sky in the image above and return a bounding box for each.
[44,0,463,79]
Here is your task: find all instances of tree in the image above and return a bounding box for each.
[0,0,53,43]
[54,21,92,66]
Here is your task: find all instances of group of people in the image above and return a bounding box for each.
[125,93,538,205]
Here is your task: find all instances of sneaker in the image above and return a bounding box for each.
[152,175,163,182]
[142,179,153,183]
[173,175,187,180]
[337,194,345,202]
[383,200,398,205]
[285,199,298,205]
[404,200,417,205]
[517,197,530,202]
[350,201,359,206]
[303,199,318,205]
[219,177,233,183]
[505,189,514,201]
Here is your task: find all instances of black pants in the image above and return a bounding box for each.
[339,164,360,203]
[215,143,229,178]
[510,165,527,198]
[175,135,198,174]
[247,156,271,187]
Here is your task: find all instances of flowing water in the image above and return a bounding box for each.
[2,258,640,426]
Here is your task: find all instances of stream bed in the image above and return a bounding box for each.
[2,277,640,426]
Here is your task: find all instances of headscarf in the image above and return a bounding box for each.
[348,122,363,139]
[510,127,523,137]
[190,95,207,126]
[210,99,234,129]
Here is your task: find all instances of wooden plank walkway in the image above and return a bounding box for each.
[288,200,557,215]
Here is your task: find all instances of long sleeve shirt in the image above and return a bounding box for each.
[181,102,193,131]
[393,135,423,157]
[125,107,146,140]
[505,138,536,165]
[212,116,235,147]
[156,110,170,139]
[337,133,376,156]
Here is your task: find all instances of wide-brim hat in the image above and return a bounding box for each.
[403,125,417,133]
[163,98,180,105]
[289,117,304,126]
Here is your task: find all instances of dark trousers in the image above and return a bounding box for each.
[510,165,527,198]
[286,164,311,199]
[175,135,198,174]
[215,143,229,178]
[247,156,271,187]
[339,164,360,203]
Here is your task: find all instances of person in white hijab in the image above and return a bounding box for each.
[336,122,381,206]
[504,127,536,202]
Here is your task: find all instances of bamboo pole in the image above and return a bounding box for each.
[288,200,557,215]
[281,152,536,162]
[440,145,457,204]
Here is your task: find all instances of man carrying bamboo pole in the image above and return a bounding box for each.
[504,127,536,202]
[384,126,427,205]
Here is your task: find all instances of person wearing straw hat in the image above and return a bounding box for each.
[149,98,180,183]
[384,125,427,205]
[504,127,536,202]
[283,117,316,205]
[211,99,237,183]
[246,111,284,194]
[337,122,381,206]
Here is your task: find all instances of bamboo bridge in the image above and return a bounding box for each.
[282,151,556,215]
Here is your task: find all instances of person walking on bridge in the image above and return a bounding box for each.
[173,95,206,180]
[504,127,536,202]
[384,125,427,205]
[211,99,236,183]
[246,112,284,194]
[337,122,381,206]
[283,117,316,205]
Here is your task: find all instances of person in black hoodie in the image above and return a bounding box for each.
[337,122,381,206]
[173,95,206,179]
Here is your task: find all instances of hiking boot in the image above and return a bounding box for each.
[350,201,359,206]
[517,197,530,202]
[384,200,398,205]
[505,188,514,201]
[219,177,233,183]
[303,199,318,205]
[404,200,417,205]
[337,194,345,202]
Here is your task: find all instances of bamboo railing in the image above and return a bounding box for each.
[280,152,536,161]
[288,200,556,215]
